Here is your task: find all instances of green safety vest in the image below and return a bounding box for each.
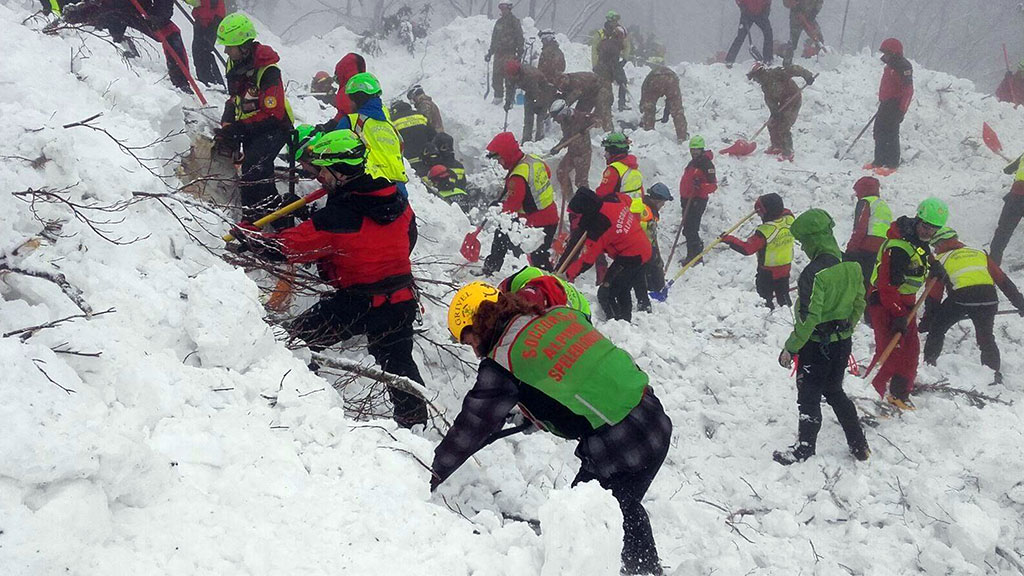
[510,154,555,213]
[48,0,62,15]
[756,214,795,267]
[345,112,408,183]
[488,307,647,433]
[226,61,295,124]
[863,196,893,238]
[1016,156,1024,182]
[435,186,468,199]
[939,247,993,290]
[611,161,646,216]
[871,238,929,294]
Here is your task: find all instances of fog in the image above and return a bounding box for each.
[230,0,1024,92]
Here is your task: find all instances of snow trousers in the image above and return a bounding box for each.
[725,10,774,64]
[768,103,800,156]
[483,225,557,275]
[756,268,792,309]
[289,293,428,427]
[556,144,592,201]
[192,16,224,86]
[867,299,919,399]
[990,192,1024,265]
[873,100,904,168]
[681,197,708,264]
[491,52,516,101]
[795,338,867,454]
[599,255,645,322]
[786,3,823,64]
[640,243,666,294]
[640,85,688,141]
[522,97,547,142]
[923,300,999,372]
[239,129,289,226]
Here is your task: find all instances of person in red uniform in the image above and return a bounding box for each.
[595,133,643,200]
[995,58,1024,106]
[482,132,560,275]
[677,135,718,264]
[867,38,913,173]
[721,193,795,309]
[185,0,225,86]
[843,176,891,286]
[331,53,367,122]
[565,188,652,322]
[230,130,427,428]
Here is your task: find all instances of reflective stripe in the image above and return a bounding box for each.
[490,314,534,374]
[228,63,295,124]
[939,248,994,290]
[756,214,795,267]
[863,196,893,238]
[510,154,555,213]
[436,186,468,198]
[611,161,644,198]
[392,114,429,131]
[871,239,928,294]
[347,113,408,183]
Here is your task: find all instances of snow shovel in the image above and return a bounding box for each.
[222,188,327,242]
[861,278,937,385]
[836,112,877,161]
[650,210,756,302]
[746,28,764,63]
[554,233,588,276]
[982,122,1013,162]
[460,222,487,263]
[720,75,816,157]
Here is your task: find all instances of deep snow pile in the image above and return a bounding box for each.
[2,5,1024,575]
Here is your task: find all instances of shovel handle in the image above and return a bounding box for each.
[554,233,588,276]
[668,211,757,283]
[839,112,878,161]
[861,277,938,383]
[750,74,817,141]
[223,188,326,242]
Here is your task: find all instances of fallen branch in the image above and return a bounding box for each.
[0,263,92,314]
[914,378,1012,408]
[32,358,75,395]
[3,308,115,340]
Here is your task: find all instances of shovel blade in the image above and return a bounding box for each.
[649,281,672,302]
[983,122,1003,155]
[719,140,757,157]
[460,231,482,262]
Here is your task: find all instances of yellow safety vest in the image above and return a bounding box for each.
[392,113,429,132]
[226,62,295,124]
[871,239,929,294]
[611,161,645,216]
[510,154,555,214]
[863,196,892,238]
[346,112,408,183]
[48,0,62,15]
[435,186,467,199]
[756,214,795,267]
[939,247,993,291]
[1016,156,1024,182]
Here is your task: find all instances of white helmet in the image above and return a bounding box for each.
[549,98,569,117]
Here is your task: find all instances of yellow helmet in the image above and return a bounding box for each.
[448,282,499,341]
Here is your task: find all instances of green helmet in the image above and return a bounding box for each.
[345,72,382,97]
[689,135,706,149]
[928,226,958,246]
[606,10,620,21]
[216,13,257,46]
[508,266,545,292]
[307,129,366,168]
[293,124,325,161]
[601,132,630,151]
[916,197,949,227]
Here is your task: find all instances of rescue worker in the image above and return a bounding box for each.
[481,132,559,275]
[565,188,653,321]
[556,70,613,132]
[407,84,444,132]
[335,73,409,191]
[389,100,436,177]
[331,52,367,122]
[309,71,336,106]
[639,182,672,294]
[783,0,824,66]
[485,2,524,106]
[505,61,556,142]
[774,209,870,465]
[229,130,428,428]
[62,0,192,93]
[595,133,644,214]
[678,135,718,264]
[923,227,1024,384]
[437,284,671,576]
[549,99,596,204]
[639,57,688,142]
[184,0,225,86]
[592,11,631,112]
[721,193,795,309]
[537,29,566,83]
[843,176,892,290]
[995,58,1024,106]
[867,198,945,410]
[498,266,592,317]
[214,12,294,225]
[866,38,913,174]
[725,0,773,66]
[429,132,467,189]
[426,165,472,212]
[747,62,815,159]
[990,152,1024,265]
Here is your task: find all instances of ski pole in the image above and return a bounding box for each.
[838,112,877,161]
[223,188,327,242]
[173,0,227,67]
[663,197,692,274]
[125,0,207,105]
[861,278,938,383]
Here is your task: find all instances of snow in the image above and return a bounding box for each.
[3,3,1024,575]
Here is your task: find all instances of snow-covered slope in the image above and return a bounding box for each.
[3,6,1024,575]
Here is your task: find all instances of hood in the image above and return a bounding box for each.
[755,192,785,220]
[609,153,638,169]
[880,37,904,56]
[251,43,281,68]
[356,96,388,122]
[334,52,366,83]
[887,215,928,248]
[853,176,880,199]
[790,209,840,259]
[486,132,523,169]
[703,150,715,161]
[568,187,601,216]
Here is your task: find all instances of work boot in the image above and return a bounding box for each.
[492,96,503,106]
[850,442,871,462]
[773,442,814,465]
[885,393,916,411]
[765,146,781,155]
[993,371,1004,385]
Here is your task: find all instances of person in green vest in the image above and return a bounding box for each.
[774,209,870,465]
[334,72,410,196]
[498,265,592,317]
[922,228,1024,385]
[434,283,671,575]
[721,193,795,309]
[843,176,892,291]
[989,152,1024,265]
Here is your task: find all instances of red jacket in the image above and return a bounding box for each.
[679,151,718,200]
[879,57,914,114]
[191,0,225,27]
[333,53,366,121]
[595,153,641,199]
[566,195,651,280]
[222,43,290,136]
[872,221,924,316]
[846,197,885,254]
[736,0,771,16]
[488,135,559,228]
[996,72,1024,105]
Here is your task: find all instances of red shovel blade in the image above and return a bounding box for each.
[983,122,1003,155]
[551,229,568,257]
[719,139,758,157]
[460,227,483,262]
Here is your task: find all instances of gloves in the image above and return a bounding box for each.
[484,53,492,62]
[778,349,794,369]
[660,107,670,124]
[928,262,948,281]
[805,75,815,85]
[892,315,909,334]
[229,221,260,252]
[214,126,240,155]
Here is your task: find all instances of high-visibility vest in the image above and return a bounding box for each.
[871,238,929,294]
[226,62,295,124]
[345,112,408,183]
[1016,155,1024,182]
[939,247,994,291]
[435,186,468,199]
[510,154,555,214]
[756,214,795,267]
[863,196,892,238]
[611,161,645,215]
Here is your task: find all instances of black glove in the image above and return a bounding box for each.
[805,75,815,86]
[928,261,948,281]
[484,53,492,62]
[429,474,441,492]
[214,126,240,155]
[892,315,909,334]
[660,107,670,124]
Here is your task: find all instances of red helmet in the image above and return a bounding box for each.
[853,176,880,199]
[313,71,331,81]
[879,38,903,56]
[427,165,450,180]
[505,60,522,76]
